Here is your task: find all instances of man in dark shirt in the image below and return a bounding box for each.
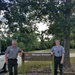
[5,39,23,75]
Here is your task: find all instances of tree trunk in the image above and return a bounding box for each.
[64,13,71,67]
[64,34,71,67]
[64,0,71,67]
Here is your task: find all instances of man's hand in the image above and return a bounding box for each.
[19,53,22,57]
[50,51,53,55]
[60,60,63,64]
[6,60,8,64]
[60,54,64,64]
[5,53,8,64]
[19,51,23,57]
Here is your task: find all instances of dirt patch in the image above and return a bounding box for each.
[28,65,75,72]
[63,64,75,72]
[26,64,75,74]
[29,66,51,73]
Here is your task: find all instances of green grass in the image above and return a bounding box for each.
[29,49,75,53]
[18,61,52,73]
[70,57,75,64]
[29,49,50,53]
[70,49,75,53]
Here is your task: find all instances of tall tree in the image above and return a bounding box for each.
[24,0,75,67]
[0,0,7,11]
[3,0,75,67]
[3,0,39,51]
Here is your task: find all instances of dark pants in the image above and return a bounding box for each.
[54,56,63,75]
[8,59,18,75]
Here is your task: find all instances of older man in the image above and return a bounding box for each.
[50,40,65,75]
[5,39,23,75]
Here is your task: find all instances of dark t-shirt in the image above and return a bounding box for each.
[5,46,22,59]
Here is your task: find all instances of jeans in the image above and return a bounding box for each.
[54,56,63,75]
[8,59,18,75]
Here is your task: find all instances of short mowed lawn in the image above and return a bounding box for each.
[29,49,75,53]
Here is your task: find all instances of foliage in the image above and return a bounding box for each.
[11,31,39,51]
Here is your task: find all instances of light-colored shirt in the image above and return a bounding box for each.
[51,45,65,57]
[5,46,22,59]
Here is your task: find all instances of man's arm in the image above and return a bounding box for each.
[5,47,9,64]
[19,50,23,57]
[60,53,65,64]
[50,51,54,55]
[60,47,65,64]
[50,47,54,55]
[5,53,8,64]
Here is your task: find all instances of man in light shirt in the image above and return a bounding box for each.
[50,40,65,75]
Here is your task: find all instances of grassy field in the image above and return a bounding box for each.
[70,49,75,53]
[29,49,75,53]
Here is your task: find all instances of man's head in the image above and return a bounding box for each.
[55,40,60,46]
[12,39,17,47]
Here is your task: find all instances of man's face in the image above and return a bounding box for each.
[12,41,17,47]
[55,40,60,46]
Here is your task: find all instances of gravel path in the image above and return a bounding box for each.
[70,53,75,57]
